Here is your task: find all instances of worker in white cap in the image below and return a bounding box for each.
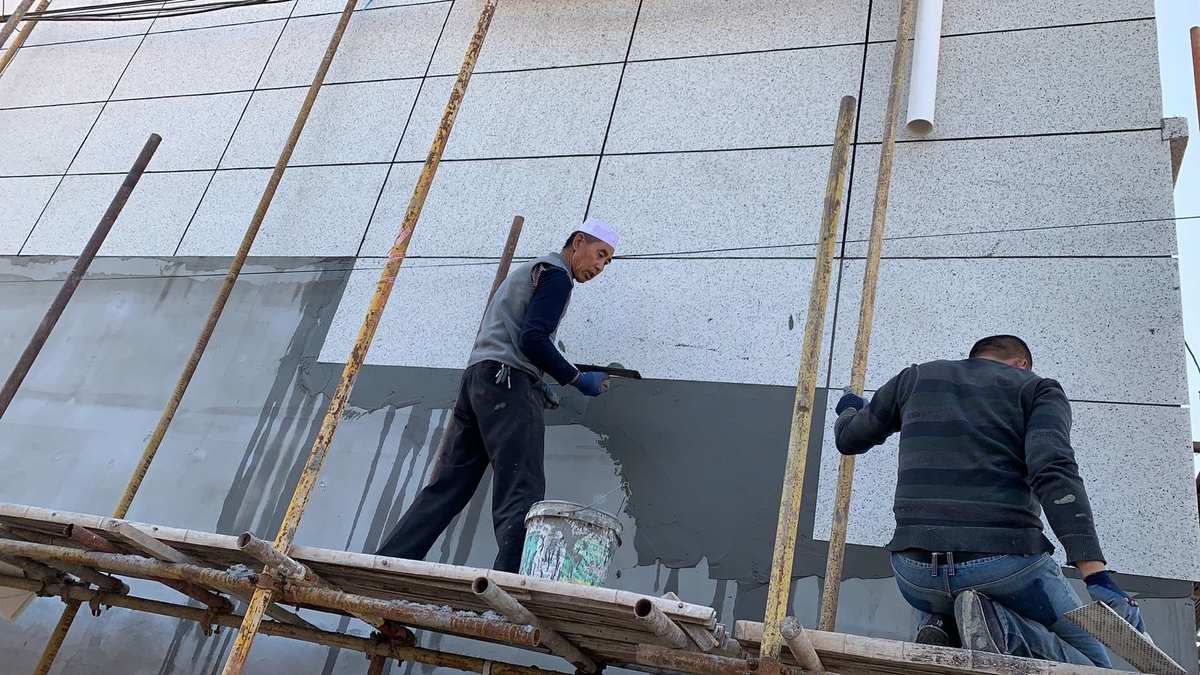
[378,217,619,572]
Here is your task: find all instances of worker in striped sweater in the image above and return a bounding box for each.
[833,335,1143,667]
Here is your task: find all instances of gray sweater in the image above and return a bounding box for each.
[834,358,1105,563]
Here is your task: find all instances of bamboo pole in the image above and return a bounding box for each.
[0,0,46,77]
[0,0,37,49]
[0,576,561,675]
[113,0,360,523]
[756,96,857,666]
[817,0,917,633]
[218,3,499,673]
[0,538,541,646]
[30,1,361,669]
[0,133,160,421]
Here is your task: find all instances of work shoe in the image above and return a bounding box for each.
[915,613,959,648]
[954,590,1005,654]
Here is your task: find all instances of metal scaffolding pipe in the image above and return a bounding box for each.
[218,2,500,673]
[0,0,46,76]
[818,0,918,632]
[0,133,161,421]
[237,532,312,582]
[634,597,690,650]
[473,577,597,673]
[0,539,540,648]
[0,576,561,675]
[780,618,823,672]
[756,95,857,665]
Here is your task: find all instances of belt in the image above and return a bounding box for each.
[897,550,998,576]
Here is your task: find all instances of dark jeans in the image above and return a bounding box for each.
[891,552,1110,667]
[376,361,545,572]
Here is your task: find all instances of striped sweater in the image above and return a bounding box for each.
[834,358,1105,563]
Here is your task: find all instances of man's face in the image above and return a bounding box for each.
[567,236,614,283]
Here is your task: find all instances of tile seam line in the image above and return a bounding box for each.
[352,0,456,258]
[15,2,169,256]
[583,0,644,218]
[4,125,1166,179]
[170,0,303,256]
[823,0,873,391]
[6,0,451,51]
[865,14,1155,45]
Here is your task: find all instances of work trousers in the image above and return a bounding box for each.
[891,552,1110,667]
[377,361,546,573]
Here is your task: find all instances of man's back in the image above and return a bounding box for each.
[834,357,1104,563]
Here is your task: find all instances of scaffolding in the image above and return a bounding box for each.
[0,0,1155,673]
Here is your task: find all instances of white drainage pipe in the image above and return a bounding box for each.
[906,0,944,134]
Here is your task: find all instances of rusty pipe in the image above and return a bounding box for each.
[0,133,161,420]
[0,539,539,647]
[238,532,312,582]
[780,618,823,672]
[219,3,501,673]
[634,597,691,650]
[473,577,596,673]
[1191,27,1200,126]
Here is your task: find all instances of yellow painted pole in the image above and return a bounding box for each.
[817,0,917,633]
[757,95,857,666]
[31,0,362,671]
[218,2,499,673]
[0,0,48,77]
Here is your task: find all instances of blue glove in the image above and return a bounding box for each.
[835,389,865,415]
[1086,571,1144,632]
[572,372,609,397]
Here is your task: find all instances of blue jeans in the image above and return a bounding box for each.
[891,552,1111,667]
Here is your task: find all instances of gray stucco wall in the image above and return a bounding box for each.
[0,0,1196,673]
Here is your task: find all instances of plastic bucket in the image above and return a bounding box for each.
[519,500,622,586]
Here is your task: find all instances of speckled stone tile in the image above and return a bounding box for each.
[630,0,869,60]
[428,0,639,75]
[0,37,142,107]
[72,93,250,173]
[843,131,1176,257]
[0,104,101,176]
[113,21,284,99]
[606,47,862,154]
[291,0,431,18]
[359,156,594,257]
[588,147,845,258]
[395,65,621,160]
[22,172,211,256]
[322,258,840,387]
[177,164,387,256]
[827,258,1188,405]
[149,0,295,33]
[24,0,152,45]
[813,398,1200,581]
[0,177,59,254]
[858,20,1161,142]
[219,79,418,168]
[257,3,447,88]
[870,0,1155,39]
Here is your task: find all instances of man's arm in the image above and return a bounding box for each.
[1023,378,1105,565]
[833,367,912,455]
[517,265,579,386]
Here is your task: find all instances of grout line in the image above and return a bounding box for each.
[582,0,643,218]
[353,0,454,257]
[823,0,873,391]
[170,0,302,256]
[16,2,170,256]
[866,15,1155,45]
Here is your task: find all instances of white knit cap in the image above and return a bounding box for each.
[578,216,619,249]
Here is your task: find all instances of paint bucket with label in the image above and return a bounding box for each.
[519,500,622,586]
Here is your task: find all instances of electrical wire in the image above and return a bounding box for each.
[1187,340,1200,377]
[0,212,1195,285]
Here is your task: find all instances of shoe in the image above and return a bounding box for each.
[954,590,1005,654]
[915,614,959,648]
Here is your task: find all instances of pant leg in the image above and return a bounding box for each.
[891,553,957,625]
[957,554,1111,668]
[469,363,546,573]
[375,368,489,561]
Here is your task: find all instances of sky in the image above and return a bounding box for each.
[1156,0,1200,447]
